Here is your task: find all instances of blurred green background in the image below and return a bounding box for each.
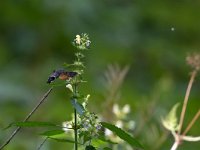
[0,0,200,149]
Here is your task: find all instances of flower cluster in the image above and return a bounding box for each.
[113,104,130,119]
[78,96,102,143]
[73,33,91,50]
[186,53,200,71]
[67,33,91,75]
[78,111,102,142]
[62,95,102,144]
[105,104,135,143]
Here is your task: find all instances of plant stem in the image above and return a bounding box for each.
[74,108,78,150]
[37,137,48,150]
[170,141,179,150]
[73,81,78,150]
[0,88,53,150]
[178,71,197,134]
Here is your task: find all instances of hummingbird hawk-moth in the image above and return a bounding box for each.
[47,69,77,84]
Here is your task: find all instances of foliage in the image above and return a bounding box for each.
[1,34,144,150]
[162,53,200,150]
[1,1,200,149]
[101,122,143,149]
[162,103,180,132]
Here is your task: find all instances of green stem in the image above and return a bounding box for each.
[74,108,78,150]
[74,81,78,150]
[178,71,196,134]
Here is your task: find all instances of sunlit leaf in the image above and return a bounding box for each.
[71,99,85,116]
[101,122,144,149]
[4,121,57,129]
[49,137,76,144]
[79,131,92,144]
[98,136,118,144]
[162,103,180,132]
[40,130,65,136]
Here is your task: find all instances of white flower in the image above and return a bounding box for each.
[95,124,102,131]
[82,101,87,109]
[86,40,91,47]
[105,129,112,136]
[83,121,91,130]
[82,94,90,108]
[75,35,81,45]
[122,104,130,114]
[113,104,120,116]
[105,125,123,143]
[128,120,136,130]
[116,120,123,128]
[86,94,90,100]
[62,121,72,132]
[66,84,73,92]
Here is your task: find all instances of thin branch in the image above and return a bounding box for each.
[170,141,179,150]
[178,71,197,134]
[0,88,53,150]
[182,109,200,136]
[170,131,181,150]
[171,131,178,140]
[182,135,200,142]
[37,137,48,150]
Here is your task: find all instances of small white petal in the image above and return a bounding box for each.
[122,104,130,114]
[66,84,73,92]
[128,120,136,129]
[116,120,123,128]
[86,40,91,47]
[113,104,120,115]
[62,121,72,132]
[86,94,90,100]
[82,102,87,108]
[105,129,112,136]
[75,35,81,45]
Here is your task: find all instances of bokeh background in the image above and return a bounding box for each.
[0,0,200,149]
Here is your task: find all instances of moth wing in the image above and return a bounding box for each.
[66,72,77,77]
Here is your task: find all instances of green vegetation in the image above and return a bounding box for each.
[0,1,200,150]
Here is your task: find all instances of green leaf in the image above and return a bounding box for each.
[162,103,180,132]
[83,134,92,144]
[103,147,112,150]
[49,137,83,145]
[49,137,76,144]
[98,136,118,144]
[101,122,144,149]
[91,138,107,148]
[40,130,65,136]
[91,137,117,150]
[85,145,96,150]
[78,131,92,144]
[4,121,57,129]
[71,99,85,116]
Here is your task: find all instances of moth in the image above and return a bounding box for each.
[47,69,77,84]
